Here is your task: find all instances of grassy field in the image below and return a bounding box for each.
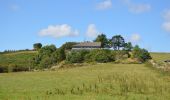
[150,52,170,62]
[0,51,37,66]
[0,63,170,100]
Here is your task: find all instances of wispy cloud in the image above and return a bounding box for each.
[130,33,141,43]
[9,4,20,11]
[122,0,151,14]
[96,0,112,10]
[162,9,170,33]
[86,24,100,38]
[39,24,79,38]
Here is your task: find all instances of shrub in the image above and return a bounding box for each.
[0,65,8,73]
[132,45,152,62]
[66,50,89,63]
[113,50,130,60]
[85,49,115,63]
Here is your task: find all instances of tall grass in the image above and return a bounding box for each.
[0,63,170,100]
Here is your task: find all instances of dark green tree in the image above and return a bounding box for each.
[33,43,42,50]
[94,33,108,48]
[39,44,56,57]
[60,42,77,50]
[111,35,125,50]
[132,45,152,62]
[123,42,133,51]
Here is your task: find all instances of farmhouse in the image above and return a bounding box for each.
[72,42,101,50]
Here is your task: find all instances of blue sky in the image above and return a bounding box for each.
[0,0,170,52]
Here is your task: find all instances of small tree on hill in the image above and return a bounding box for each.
[123,42,133,51]
[33,43,42,50]
[132,45,152,62]
[94,33,108,48]
[111,35,125,50]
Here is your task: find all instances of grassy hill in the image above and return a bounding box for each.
[0,52,170,99]
[0,51,37,67]
[0,63,170,100]
[150,52,170,62]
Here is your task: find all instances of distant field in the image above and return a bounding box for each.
[0,63,170,100]
[150,52,170,62]
[0,51,37,66]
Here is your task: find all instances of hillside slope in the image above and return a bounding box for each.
[0,63,170,100]
[0,51,37,67]
[150,52,170,62]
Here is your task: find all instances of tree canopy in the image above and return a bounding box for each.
[111,35,125,50]
[33,43,42,50]
[94,33,108,48]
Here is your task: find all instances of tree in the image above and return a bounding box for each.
[39,44,56,57]
[33,43,42,50]
[123,42,133,51]
[132,45,152,62]
[111,35,125,50]
[52,47,66,63]
[60,42,77,50]
[94,33,108,48]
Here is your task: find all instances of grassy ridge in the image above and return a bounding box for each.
[150,52,170,62]
[0,64,170,100]
[0,51,37,67]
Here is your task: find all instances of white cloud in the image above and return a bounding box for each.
[96,0,112,10]
[130,33,141,43]
[129,4,151,14]
[163,10,170,21]
[86,24,99,38]
[39,24,79,38]
[162,22,170,32]
[162,10,170,33]
[122,0,151,14]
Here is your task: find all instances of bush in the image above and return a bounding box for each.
[0,65,8,73]
[94,50,112,63]
[113,50,130,60]
[132,45,152,62]
[0,64,29,73]
[85,49,115,63]
[66,50,89,63]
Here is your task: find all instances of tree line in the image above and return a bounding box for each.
[0,34,152,72]
[29,34,151,70]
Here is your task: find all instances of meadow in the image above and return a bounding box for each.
[150,52,170,62]
[0,51,37,67]
[0,52,170,100]
[0,63,170,100]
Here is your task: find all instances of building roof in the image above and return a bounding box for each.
[73,42,101,47]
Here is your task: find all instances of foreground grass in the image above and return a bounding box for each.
[0,63,170,100]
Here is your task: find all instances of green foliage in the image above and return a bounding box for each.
[94,33,108,48]
[111,35,125,50]
[31,44,67,69]
[60,42,77,50]
[123,42,133,51]
[0,65,8,73]
[33,43,42,50]
[85,49,114,63]
[66,49,115,63]
[31,45,57,69]
[39,44,56,57]
[66,50,89,63]
[132,45,152,62]
[38,56,54,69]
[114,50,130,60]
[0,51,37,73]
